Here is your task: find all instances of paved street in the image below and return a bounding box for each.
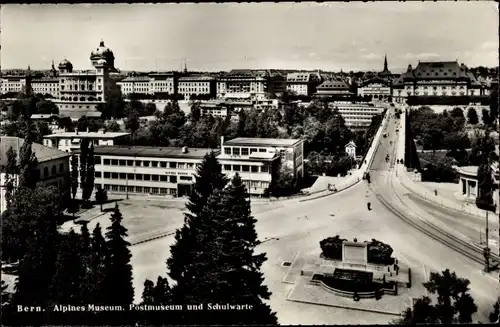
[130,107,498,324]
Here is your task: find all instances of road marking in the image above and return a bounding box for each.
[281,251,301,284]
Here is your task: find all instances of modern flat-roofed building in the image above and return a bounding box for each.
[0,136,71,213]
[218,137,304,196]
[73,145,219,197]
[43,129,130,152]
[330,103,384,130]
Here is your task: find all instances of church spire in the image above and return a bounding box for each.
[383,53,388,72]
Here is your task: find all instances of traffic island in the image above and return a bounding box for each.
[283,238,430,316]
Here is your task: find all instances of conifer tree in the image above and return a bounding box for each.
[4,147,19,208]
[167,152,228,282]
[50,229,86,304]
[80,223,92,303]
[103,203,134,305]
[70,154,78,199]
[89,223,107,303]
[82,143,95,204]
[79,138,89,192]
[140,277,172,325]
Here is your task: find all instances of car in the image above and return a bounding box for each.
[396,128,399,132]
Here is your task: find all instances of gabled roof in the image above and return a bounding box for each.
[359,76,391,87]
[287,72,312,83]
[412,61,469,79]
[0,136,71,172]
[118,76,153,82]
[317,79,350,90]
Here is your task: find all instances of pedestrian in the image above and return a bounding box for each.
[434,189,438,196]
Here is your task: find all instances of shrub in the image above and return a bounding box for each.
[367,239,394,265]
[320,235,346,260]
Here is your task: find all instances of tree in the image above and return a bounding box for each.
[10,186,61,306]
[89,223,107,304]
[70,154,78,199]
[167,152,228,282]
[489,88,498,126]
[482,108,492,125]
[103,203,134,305]
[82,143,95,205]
[145,102,157,116]
[106,120,121,132]
[4,147,19,209]
[95,187,108,212]
[269,161,297,197]
[466,107,479,125]
[139,277,172,325]
[17,136,39,190]
[320,235,347,260]
[189,101,201,122]
[395,269,477,324]
[489,297,500,323]
[50,229,86,304]
[124,110,140,141]
[79,138,89,194]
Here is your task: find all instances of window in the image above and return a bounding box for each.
[119,173,126,179]
[119,185,126,192]
[144,187,150,194]
[95,156,101,165]
[160,161,167,168]
[241,148,249,155]
[169,162,177,168]
[151,187,159,194]
[233,148,240,155]
[127,160,134,166]
[233,165,241,172]
[135,160,142,167]
[126,173,134,180]
[160,175,168,182]
[250,148,258,154]
[251,166,258,173]
[160,188,168,195]
[104,172,111,178]
[152,161,158,168]
[111,159,118,166]
[44,167,49,177]
[119,160,126,166]
[152,175,159,181]
[136,174,143,180]
[59,163,64,172]
[224,164,231,171]
[143,161,150,167]
[187,163,194,169]
[224,147,231,155]
[242,165,249,172]
[103,159,110,165]
[111,185,119,192]
[261,165,269,173]
[259,148,266,152]
[170,176,177,183]
[135,186,143,193]
[111,173,118,179]
[180,176,192,181]
[127,186,134,193]
[104,184,111,191]
[144,174,151,181]
[178,163,185,169]
[95,171,102,178]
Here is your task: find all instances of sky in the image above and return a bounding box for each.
[1,2,498,72]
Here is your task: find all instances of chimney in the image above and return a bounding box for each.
[182,146,188,154]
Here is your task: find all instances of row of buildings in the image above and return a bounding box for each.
[1,42,495,116]
[1,133,306,213]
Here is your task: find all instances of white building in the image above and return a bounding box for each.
[117,76,153,96]
[73,145,218,197]
[330,103,385,130]
[43,130,131,152]
[178,76,216,100]
[0,136,71,213]
[391,61,485,103]
[345,141,357,158]
[217,137,304,196]
[0,75,28,94]
[286,72,321,96]
[217,70,269,100]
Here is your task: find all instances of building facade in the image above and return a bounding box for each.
[73,146,218,197]
[54,40,119,116]
[0,136,71,213]
[0,75,28,94]
[330,103,385,130]
[217,137,304,196]
[43,130,131,152]
[178,76,216,100]
[286,72,321,96]
[117,76,153,97]
[217,70,270,100]
[392,61,485,103]
[315,79,353,99]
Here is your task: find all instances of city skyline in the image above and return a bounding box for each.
[1,2,498,72]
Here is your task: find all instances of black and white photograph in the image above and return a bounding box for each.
[0,2,499,325]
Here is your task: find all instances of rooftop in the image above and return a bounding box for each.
[224,137,302,147]
[287,72,312,83]
[179,76,215,81]
[44,131,130,138]
[119,76,153,82]
[317,79,350,90]
[74,145,219,159]
[0,136,71,171]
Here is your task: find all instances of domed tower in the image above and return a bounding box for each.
[90,40,117,72]
[58,59,73,73]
